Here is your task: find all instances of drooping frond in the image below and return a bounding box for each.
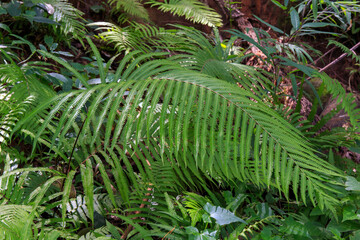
[108,0,149,21]
[0,63,55,99]
[16,67,344,214]
[149,0,223,27]
[275,42,314,64]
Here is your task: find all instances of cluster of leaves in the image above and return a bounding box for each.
[0,0,360,239]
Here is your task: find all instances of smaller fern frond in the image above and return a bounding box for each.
[328,40,360,64]
[108,0,150,21]
[183,193,209,226]
[314,72,360,128]
[238,215,281,239]
[89,22,170,52]
[0,205,33,239]
[167,25,273,98]
[31,0,86,39]
[0,95,35,147]
[149,0,223,27]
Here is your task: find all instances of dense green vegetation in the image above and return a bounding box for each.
[0,0,360,239]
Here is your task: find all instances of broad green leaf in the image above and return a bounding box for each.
[81,159,94,225]
[345,176,360,191]
[202,213,212,223]
[342,205,360,222]
[350,230,360,240]
[62,170,76,223]
[186,226,199,235]
[203,202,246,225]
[0,7,7,15]
[290,7,301,31]
[312,0,318,19]
[0,23,11,33]
[32,16,60,25]
[271,0,287,10]
[302,22,338,28]
[6,2,21,17]
[186,227,217,240]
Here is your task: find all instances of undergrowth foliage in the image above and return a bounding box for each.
[1,0,360,239]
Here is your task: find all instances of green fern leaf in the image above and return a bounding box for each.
[108,0,149,21]
[314,72,360,128]
[149,0,223,27]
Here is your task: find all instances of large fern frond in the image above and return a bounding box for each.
[0,94,34,148]
[16,65,344,214]
[0,62,56,101]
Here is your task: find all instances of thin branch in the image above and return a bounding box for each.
[162,226,176,240]
[313,46,337,65]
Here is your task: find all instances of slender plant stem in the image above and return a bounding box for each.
[66,115,87,175]
[313,46,337,65]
